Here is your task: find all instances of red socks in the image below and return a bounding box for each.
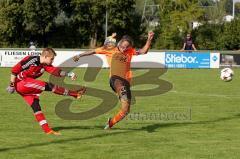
[34,111,52,133]
[52,85,79,98]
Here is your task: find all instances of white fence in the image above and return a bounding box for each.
[0,49,220,68]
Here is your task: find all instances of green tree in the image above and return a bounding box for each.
[235,2,240,18]
[23,0,58,47]
[70,0,106,48]
[203,0,227,23]
[0,0,25,47]
[66,0,139,48]
[107,0,144,47]
[0,0,144,48]
[192,23,223,50]
[221,19,240,50]
[154,0,204,49]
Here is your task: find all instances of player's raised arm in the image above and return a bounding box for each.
[138,31,154,55]
[73,50,96,62]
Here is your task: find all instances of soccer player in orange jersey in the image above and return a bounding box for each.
[73,32,154,129]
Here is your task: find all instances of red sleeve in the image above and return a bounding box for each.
[44,65,62,76]
[11,56,30,75]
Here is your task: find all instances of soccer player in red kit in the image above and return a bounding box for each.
[6,48,86,135]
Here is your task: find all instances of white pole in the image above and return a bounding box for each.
[105,0,108,38]
[141,0,147,22]
[233,0,235,18]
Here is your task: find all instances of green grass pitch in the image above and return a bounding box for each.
[1,67,240,159]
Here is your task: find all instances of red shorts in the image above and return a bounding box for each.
[15,78,46,105]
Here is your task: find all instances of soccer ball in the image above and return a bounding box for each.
[220,68,234,82]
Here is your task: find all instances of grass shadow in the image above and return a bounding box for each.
[0,130,130,153]
[1,114,239,153]
[53,125,105,131]
[139,113,240,133]
[53,113,240,133]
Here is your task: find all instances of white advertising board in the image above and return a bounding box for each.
[0,49,219,68]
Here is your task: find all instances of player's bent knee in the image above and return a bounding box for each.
[122,106,130,114]
[120,97,131,105]
[120,98,131,114]
[31,99,41,113]
[119,86,131,103]
[45,83,54,91]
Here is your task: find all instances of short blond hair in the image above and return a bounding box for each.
[41,48,57,57]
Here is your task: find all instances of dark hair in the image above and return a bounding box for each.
[119,35,133,46]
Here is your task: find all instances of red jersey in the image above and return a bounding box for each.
[11,56,62,82]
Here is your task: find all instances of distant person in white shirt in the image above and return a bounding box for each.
[29,41,36,51]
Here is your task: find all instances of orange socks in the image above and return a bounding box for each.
[110,110,127,127]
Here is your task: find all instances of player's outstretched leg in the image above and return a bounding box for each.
[104,80,131,129]
[45,83,86,99]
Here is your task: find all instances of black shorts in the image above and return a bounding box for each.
[109,75,131,100]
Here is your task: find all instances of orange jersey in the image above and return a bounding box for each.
[95,46,138,82]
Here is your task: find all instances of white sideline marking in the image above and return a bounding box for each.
[169,90,240,99]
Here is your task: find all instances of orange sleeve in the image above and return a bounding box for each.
[128,48,139,56]
[95,47,109,55]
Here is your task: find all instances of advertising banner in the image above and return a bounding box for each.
[165,52,220,68]
[0,50,41,67]
[0,49,219,68]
